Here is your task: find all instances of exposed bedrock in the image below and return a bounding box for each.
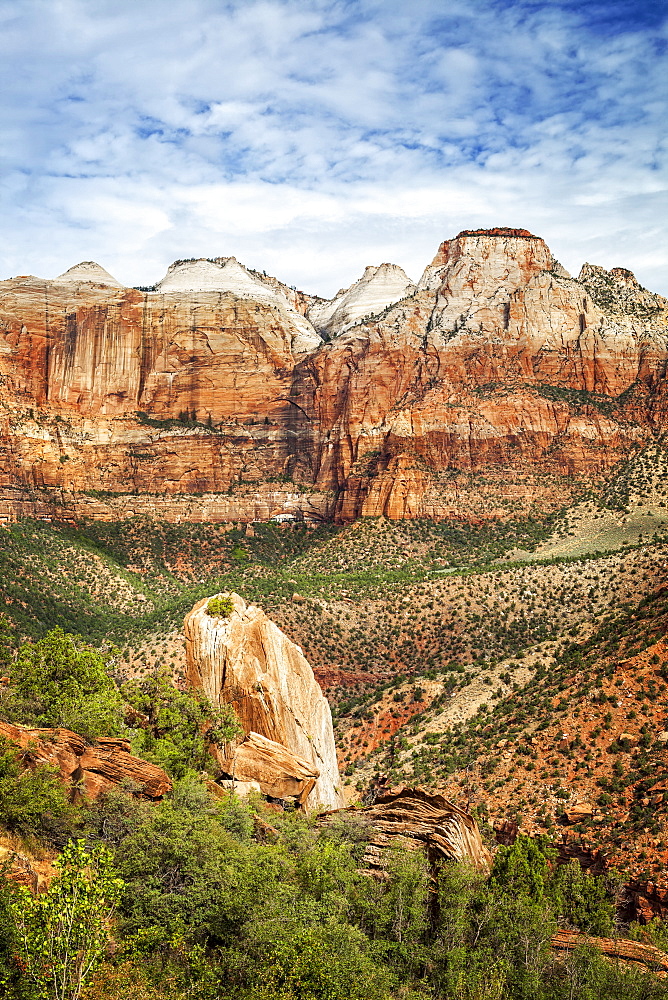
[0,719,172,800]
[0,228,666,521]
[183,592,343,810]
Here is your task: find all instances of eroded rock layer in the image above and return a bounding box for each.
[183,592,342,810]
[1,229,666,523]
[0,720,172,800]
[318,786,491,873]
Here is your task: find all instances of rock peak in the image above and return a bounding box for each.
[419,227,554,293]
[183,592,342,810]
[55,261,124,287]
[308,262,416,338]
[455,227,537,239]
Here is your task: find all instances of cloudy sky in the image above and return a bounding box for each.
[1,0,666,295]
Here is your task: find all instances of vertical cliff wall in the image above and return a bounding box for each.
[0,230,666,523]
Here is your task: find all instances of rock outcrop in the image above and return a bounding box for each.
[551,929,668,975]
[0,720,172,800]
[307,263,415,338]
[0,229,666,523]
[220,731,321,806]
[318,787,491,873]
[183,592,342,810]
[55,261,125,287]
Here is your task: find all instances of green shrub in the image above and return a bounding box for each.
[122,671,241,778]
[206,595,234,619]
[0,739,77,843]
[3,629,123,741]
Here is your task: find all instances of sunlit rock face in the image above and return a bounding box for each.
[292,228,668,519]
[307,262,416,338]
[55,261,125,287]
[0,720,172,800]
[0,229,666,523]
[183,592,343,811]
[318,786,492,873]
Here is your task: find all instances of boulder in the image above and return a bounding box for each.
[183,593,342,810]
[564,801,594,824]
[220,731,320,806]
[318,787,491,873]
[0,720,171,800]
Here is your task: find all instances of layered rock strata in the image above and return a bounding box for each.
[183,592,342,810]
[0,720,172,800]
[220,731,321,806]
[318,786,491,873]
[1,229,666,523]
[307,262,415,338]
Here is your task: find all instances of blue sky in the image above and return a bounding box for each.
[0,0,666,295]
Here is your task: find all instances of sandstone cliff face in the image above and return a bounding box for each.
[293,229,668,518]
[0,230,666,523]
[307,263,416,338]
[183,592,342,810]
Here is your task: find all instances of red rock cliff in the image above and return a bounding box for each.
[0,231,666,522]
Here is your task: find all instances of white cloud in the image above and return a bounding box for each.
[0,0,665,294]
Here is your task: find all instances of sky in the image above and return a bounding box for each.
[0,0,666,296]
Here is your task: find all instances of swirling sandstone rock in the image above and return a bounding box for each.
[318,786,491,873]
[0,720,171,799]
[183,592,342,810]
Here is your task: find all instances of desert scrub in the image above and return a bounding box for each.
[206,595,234,618]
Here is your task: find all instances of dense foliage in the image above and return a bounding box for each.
[0,497,667,998]
[2,799,665,1000]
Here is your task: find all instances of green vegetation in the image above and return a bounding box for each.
[6,839,122,1000]
[0,628,240,785]
[206,594,234,618]
[0,475,667,997]
[0,740,76,843]
[1,628,123,741]
[1,802,661,1000]
[122,671,241,778]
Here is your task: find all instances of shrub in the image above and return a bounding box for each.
[206,595,234,619]
[9,839,123,1000]
[122,671,241,778]
[0,739,76,843]
[3,629,123,741]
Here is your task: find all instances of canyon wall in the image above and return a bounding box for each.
[1,230,666,523]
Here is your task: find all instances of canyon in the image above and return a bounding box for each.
[1,228,666,525]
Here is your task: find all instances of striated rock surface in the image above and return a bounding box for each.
[0,720,172,799]
[318,786,491,873]
[307,263,415,338]
[183,592,342,810]
[294,228,668,519]
[155,256,320,355]
[551,929,668,975]
[222,731,320,806]
[0,229,666,523]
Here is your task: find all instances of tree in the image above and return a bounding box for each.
[0,739,76,843]
[9,839,123,1000]
[122,670,241,778]
[4,629,123,741]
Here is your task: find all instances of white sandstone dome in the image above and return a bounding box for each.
[308,262,416,337]
[55,261,124,287]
